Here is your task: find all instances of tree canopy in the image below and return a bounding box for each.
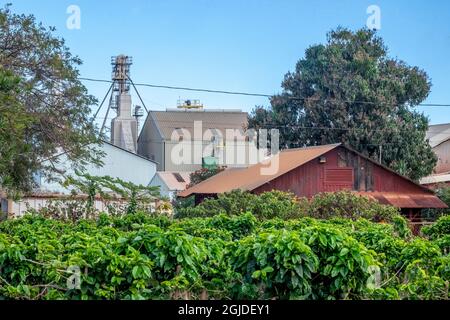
[0,5,101,195]
[248,28,436,180]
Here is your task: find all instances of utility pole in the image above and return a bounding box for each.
[379,144,382,163]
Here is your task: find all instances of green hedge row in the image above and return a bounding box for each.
[0,212,448,300]
[175,190,401,222]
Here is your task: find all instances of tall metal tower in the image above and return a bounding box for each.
[110,55,138,153]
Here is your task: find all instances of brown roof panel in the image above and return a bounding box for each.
[357,192,448,209]
[178,143,341,197]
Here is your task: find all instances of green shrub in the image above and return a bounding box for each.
[422,215,450,240]
[251,190,304,220]
[306,191,400,222]
[1,211,449,300]
[230,230,318,299]
[298,225,378,299]
[175,190,401,223]
[433,235,450,255]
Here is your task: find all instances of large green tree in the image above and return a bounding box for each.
[0,5,101,195]
[249,28,436,180]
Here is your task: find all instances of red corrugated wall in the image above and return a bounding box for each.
[253,146,426,197]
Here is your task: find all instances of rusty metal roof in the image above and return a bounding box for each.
[356,192,448,209]
[178,143,340,197]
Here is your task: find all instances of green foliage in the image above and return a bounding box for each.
[306,191,400,222]
[176,190,400,223]
[248,28,436,180]
[298,225,378,299]
[435,186,450,208]
[33,173,166,220]
[0,5,102,194]
[0,68,36,196]
[188,166,226,187]
[422,215,450,240]
[230,230,318,299]
[0,202,449,300]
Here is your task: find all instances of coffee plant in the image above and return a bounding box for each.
[0,194,449,300]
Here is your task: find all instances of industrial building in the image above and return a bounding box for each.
[1,141,157,217]
[137,106,250,172]
[420,123,450,188]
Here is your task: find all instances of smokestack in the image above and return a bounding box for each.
[110,55,138,153]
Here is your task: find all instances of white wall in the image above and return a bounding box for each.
[39,142,157,194]
[149,174,174,200]
[4,197,158,218]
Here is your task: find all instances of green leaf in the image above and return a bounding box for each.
[262,266,274,273]
[132,266,140,279]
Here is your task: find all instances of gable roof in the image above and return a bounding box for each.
[178,143,340,197]
[178,143,436,198]
[155,171,191,191]
[139,109,248,141]
[427,123,450,148]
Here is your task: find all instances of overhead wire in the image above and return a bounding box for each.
[79,77,450,108]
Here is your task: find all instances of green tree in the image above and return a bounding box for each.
[188,166,226,187]
[0,68,35,197]
[0,5,102,194]
[249,28,436,180]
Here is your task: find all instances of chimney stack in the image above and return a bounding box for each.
[110,55,138,153]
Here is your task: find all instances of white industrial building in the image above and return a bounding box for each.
[1,55,254,217]
[1,141,157,217]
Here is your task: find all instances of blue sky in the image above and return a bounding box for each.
[5,0,450,126]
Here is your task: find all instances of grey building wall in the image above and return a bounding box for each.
[137,112,165,170]
[137,110,252,172]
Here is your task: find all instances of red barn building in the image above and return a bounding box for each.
[178,144,447,219]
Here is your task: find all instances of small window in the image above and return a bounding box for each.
[179,136,184,142]
[173,173,185,183]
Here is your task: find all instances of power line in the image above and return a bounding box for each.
[79,77,450,108]
[80,77,270,98]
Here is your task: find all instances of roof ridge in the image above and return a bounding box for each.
[281,143,341,153]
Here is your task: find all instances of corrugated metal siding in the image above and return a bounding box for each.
[253,146,431,198]
[324,168,353,191]
[254,157,326,197]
